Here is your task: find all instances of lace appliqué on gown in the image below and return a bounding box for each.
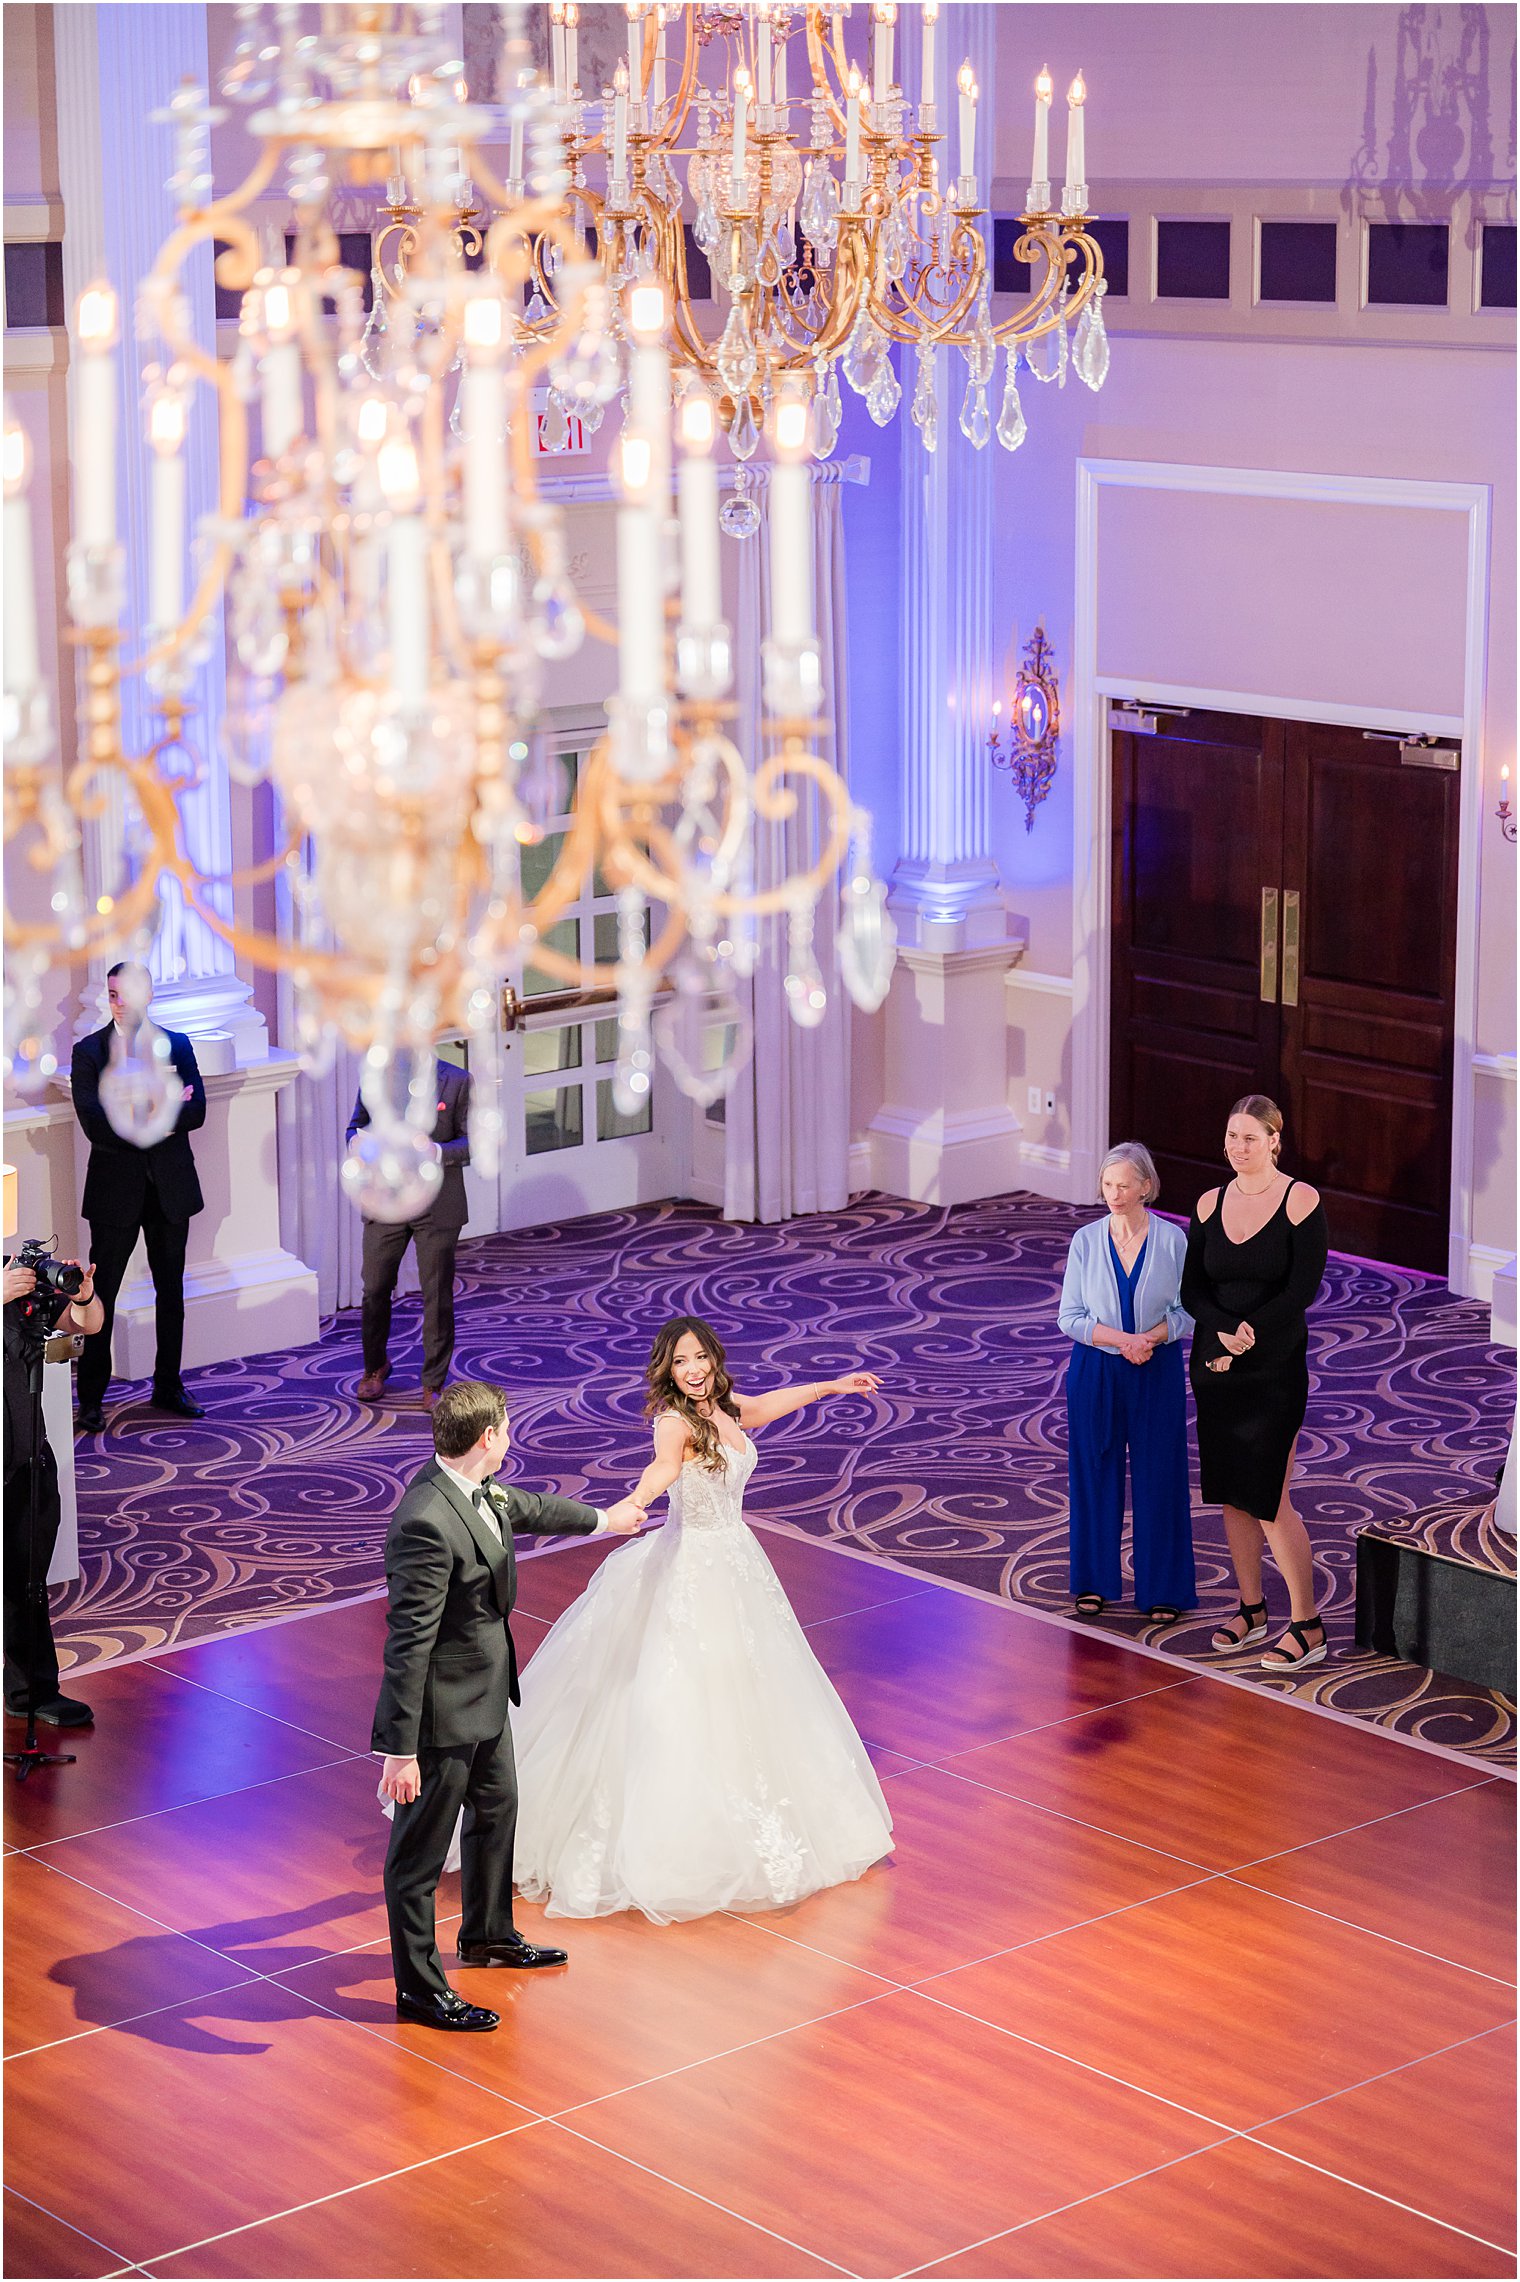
[511,1434,894,1923]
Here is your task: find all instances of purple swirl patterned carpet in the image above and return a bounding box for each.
[60,1193,1516,1763]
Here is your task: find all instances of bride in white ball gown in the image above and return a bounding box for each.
[510,1315,894,1923]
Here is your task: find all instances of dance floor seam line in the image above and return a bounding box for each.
[1214,1775,1506,1881]
[144,1659,372,1754]
[900,1871,1226,1990]
[18,1748,367,1854]
[1215,1872,1520,1989]
[119,2117,548,2273]
[547,2119,858,2278]
[921,1757,1223,1875]
[892,2133,1248,2279]
[1235,2128,1519,2258]
[3,2185,137,2275]
[904,1984,1242,2138]
[1238,2020,1520,2142]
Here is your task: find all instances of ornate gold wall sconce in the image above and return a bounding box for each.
[989,624,1060,830]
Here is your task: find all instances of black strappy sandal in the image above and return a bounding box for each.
[1074,1594,1106,1617]
[1261,1614,1327,1669]
[1211,1599,1268,1651]
[1147,1605,1182,1626]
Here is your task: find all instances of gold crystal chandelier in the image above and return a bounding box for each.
[2,3,1107,1221]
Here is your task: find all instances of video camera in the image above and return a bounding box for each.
[6,1238,85,1339]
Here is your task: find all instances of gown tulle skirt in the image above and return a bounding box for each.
[509,1436,893,1923]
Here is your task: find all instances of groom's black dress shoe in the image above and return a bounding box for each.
[395,1988,499,2032]
[458,1935,569,1970]
[152,1385,205,1420]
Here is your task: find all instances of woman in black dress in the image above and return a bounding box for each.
[1182,1096,1329,1669]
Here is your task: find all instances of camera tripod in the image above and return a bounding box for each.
[4,1336,76,1782]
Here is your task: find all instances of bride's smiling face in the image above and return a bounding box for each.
[672,1331,716,1402]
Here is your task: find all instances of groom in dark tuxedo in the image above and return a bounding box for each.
[374,1380,644,2032]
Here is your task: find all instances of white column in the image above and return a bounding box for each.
[868,3,1022,1205]
[55,3,266,1064]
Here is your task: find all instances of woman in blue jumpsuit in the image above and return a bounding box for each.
[1058,1142,1195,1623]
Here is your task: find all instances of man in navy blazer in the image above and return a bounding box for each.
[347,1056,472,1410]
[70,963,207,1432]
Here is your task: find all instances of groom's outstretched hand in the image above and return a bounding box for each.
[380,1754,422,1804]
[603,1498,647,1535]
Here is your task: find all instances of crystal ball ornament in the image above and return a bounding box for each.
[97,1024,185,1148]
[340,1124,443,1223]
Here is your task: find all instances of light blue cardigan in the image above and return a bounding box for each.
[1058,1214,1192,1346]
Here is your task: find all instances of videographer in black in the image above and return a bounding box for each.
[4,1243,104,1727]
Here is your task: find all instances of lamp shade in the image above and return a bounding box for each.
[2,1162,16,1240]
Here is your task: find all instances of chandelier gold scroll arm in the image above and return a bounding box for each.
[990,225,1101,351]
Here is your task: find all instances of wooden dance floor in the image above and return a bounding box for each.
[5,1529,1515,2279]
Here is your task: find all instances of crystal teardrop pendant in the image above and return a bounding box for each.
[97,1023,187,1148]
[910,341,938,450]
[837,870,898,1013]
[1026,298,1069,385]
[865,359,901,426]
[959,376,990,449]
[715,304,758,400]
[1074,280,1110,390]
[652,959,753,1107]
[996,351,1028,451]
[842,306,886,395]
[727,392,760,460]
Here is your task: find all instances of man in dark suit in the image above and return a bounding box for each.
[374,1380,645,2031]
[70,962,207,1433]
[347,1057,471,1410]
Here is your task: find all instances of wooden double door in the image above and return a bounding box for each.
[1109,709,1460,1272]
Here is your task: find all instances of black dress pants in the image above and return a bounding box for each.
[79,1190,190,1410]
[361,1217,460,1391]
[3,1453,63,1710]
[383,1723,520,2000]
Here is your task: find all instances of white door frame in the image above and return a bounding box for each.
[1071,456,1492,1293]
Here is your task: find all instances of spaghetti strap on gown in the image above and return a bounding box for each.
[508,1433,894,1923]
[1182,1181,1328,1521]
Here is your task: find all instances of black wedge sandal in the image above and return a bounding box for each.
[1261,1614,1327,1669]
[1211,1599,1268,1651]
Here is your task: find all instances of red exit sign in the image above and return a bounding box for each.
[531,389,591,457]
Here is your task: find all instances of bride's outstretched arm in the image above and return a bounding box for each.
[631,1412,689,1510]
[736,1371,882,1430]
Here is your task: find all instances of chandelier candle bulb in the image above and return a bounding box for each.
[1065,72,1086,197]
[147,389,186,632]
[731,66,751,194]
[73,281,118,552]
[774,28,787,108]
[677,389,719,630]
[1031,68,1052,201]
[921,2,938,106]
[957,62,977,187]
[617,502,665,700]
[461,302,507,560]
[565,4,579,98]
[652,9,668,110]
[757,6,773,108]
[612,60,629,182]
[550,2,566,97]
[2,417,39,696]
[508,106,524,185]
[260,280,303,460]
[872,5,895,107]
[769,395,813,644]
[379,434,428,706]
[627,2,644,96]
[845,65,863,189]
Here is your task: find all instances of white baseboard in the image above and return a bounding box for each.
[1017,1139,1082,1205]
[1465,1242,1516,1320]
[113,1246,321,1378]
[848,1138,875,1194]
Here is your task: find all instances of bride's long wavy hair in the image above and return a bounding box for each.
[646,1316,740,1475]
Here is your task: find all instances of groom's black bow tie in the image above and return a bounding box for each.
[471,1484,505,1544]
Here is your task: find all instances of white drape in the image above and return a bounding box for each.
[723,470,854,1224]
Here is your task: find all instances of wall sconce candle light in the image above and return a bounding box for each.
[1498,766,1516,843]
[989,624,1061,829]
